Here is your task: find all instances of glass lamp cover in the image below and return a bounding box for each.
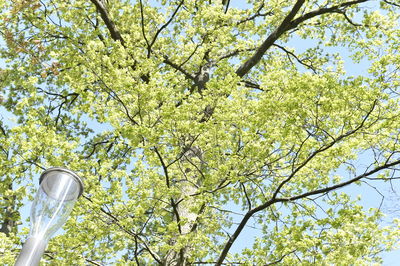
[29,168,83,240]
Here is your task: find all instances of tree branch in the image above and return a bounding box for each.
[218,47,257,61]
[241,80,263,91]
[83,195,162,263]
[215,99,377,265]
[266,250,297,265]
[139,0,151,54]
[154,146,183,234]
[89,0,125,45]
[235,0,306,77]
[271,99,377,200]
[147,0,184,57]
[383,0,400,8]
[241,183,252,210]
[216,151,399,266]
[279,158,400,202]
[235,0,369,77]
[272,43,318,73]
[89,0,150,83]
[163,56,195,81]
[224,0,231,14]
[289,0,369,29]
[85,258,103,266]
[0,123,7,136]
[91,70,139,126]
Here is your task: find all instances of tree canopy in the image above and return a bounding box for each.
[1,0,400,265]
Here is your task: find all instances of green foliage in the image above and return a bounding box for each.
[1,0,400,264]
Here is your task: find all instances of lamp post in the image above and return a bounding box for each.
[15,167,84,266]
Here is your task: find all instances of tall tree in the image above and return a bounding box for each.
[1,0,400,264]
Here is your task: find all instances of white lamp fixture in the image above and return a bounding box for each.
[15,167,84,266]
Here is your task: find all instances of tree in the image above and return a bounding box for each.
[1,0,400,264]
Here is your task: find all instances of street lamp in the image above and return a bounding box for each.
[15,167,84,266]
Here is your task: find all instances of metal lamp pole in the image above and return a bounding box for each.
[15,168,84,266]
